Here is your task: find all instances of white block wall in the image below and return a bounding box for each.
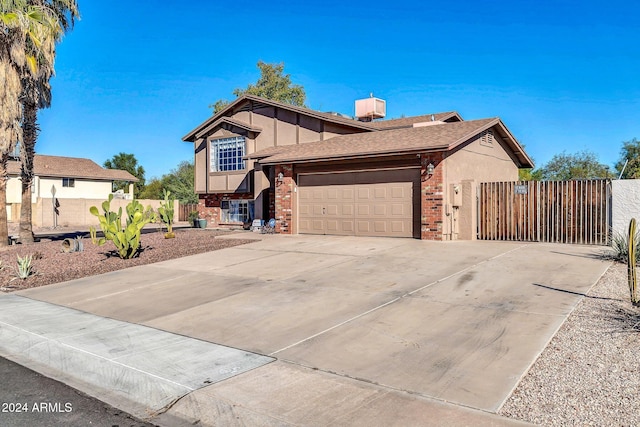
[612,180,640,238]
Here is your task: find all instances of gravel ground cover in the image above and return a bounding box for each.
[0,227,254,292]
[499,262,640,426]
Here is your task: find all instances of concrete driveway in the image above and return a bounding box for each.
[0,235,610,425]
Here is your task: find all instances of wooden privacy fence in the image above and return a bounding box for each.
[478,180,611,245]
[178,203,198,221]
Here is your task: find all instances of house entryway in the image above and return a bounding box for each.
[477,179,611,245]
[297,169,420,238]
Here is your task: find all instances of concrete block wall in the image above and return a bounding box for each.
[33,198,178,228]
[612,180,640,238]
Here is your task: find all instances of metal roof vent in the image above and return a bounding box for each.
[355,95,386,121]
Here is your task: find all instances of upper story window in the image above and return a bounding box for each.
[210,136,246,172]
[62,178,75,188]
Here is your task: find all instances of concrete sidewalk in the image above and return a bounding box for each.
[0,235,611,426]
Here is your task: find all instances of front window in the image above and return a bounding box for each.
[62,178,75,188]
[221,200,254,223]
[210,136,246,172]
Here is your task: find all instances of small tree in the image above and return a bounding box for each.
[210,61,306,114]
[537,150,612,180]
[615,138,640,179]
[104,152,146,194]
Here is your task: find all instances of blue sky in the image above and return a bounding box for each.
[38,0,640,179]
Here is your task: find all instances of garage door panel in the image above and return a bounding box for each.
[357,205,370,216]
[374,188,386,198]
[357,221,370,233]
[374,205,386,215]
[299,219,311,232]
[391,203,407,216]
[357,188,370,199]
[391,221,405,232]
[299,170,417,238]
[391,186,406,198]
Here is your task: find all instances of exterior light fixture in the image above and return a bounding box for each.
[426,163,435,176]
[277,172,284,182]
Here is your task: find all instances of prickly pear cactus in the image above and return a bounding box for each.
[89,195,155,259]
[157,189,175,236]
[628,218,638,306]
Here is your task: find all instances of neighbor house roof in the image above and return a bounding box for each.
[247,118,534,168]
[7,155,139,182]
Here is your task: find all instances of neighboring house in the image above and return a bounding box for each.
[6,154,138,223]
[183,94,533,240]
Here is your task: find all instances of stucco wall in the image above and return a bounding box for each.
[612,179,640,238]
[195,104,370,195]
[444,133,519,185]
[443,132,519,240]
[37,178,114,200]
[6,177,22,204]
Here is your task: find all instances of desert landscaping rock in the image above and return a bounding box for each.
[500,262,640,426]
[0,229,253,292]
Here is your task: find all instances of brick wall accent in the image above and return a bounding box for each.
[274,164,294,234]
[421,152,445,240]
[198,193,253,225]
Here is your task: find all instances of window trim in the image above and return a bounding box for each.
[220,199,254,223]
[209,136,246,172]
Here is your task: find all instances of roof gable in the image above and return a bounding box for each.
[183,95,376,142]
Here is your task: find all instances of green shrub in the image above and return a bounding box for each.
[89,195,156,259]
[12,255,35,280]
[607,230,640,263]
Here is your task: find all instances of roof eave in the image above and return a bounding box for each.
[194,117,263,140]
[259,146,448,166]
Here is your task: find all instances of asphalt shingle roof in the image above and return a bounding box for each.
[7,154,139,182]
[249,118,499,164]
[366,112,462,129]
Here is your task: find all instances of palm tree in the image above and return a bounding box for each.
[0,1,39,246]
[18,0,77,243]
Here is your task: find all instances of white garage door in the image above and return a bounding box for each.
[298,169,418,238]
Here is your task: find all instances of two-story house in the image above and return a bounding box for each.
[183,95,533,240]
